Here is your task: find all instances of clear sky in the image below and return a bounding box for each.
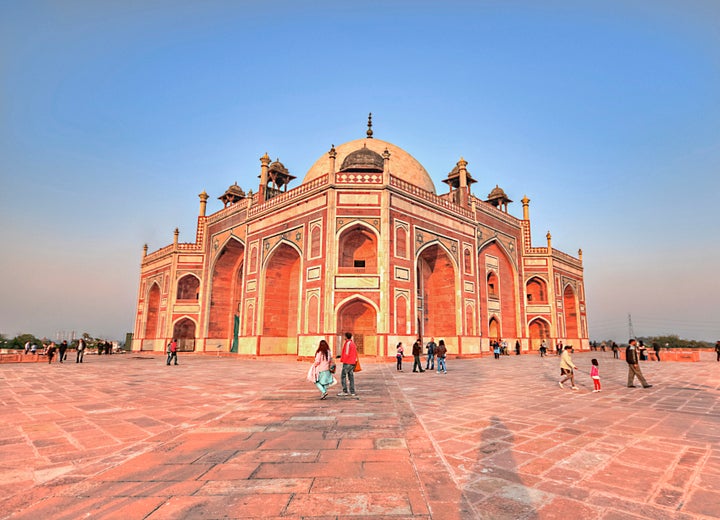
[1,0,718,342]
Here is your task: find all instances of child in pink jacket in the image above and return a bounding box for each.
[591,358,601,392]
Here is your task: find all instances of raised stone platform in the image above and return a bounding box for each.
[0,351,718,519]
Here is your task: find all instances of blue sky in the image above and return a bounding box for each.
[1,0,718,342]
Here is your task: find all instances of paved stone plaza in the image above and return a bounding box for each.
[1,351,718,519]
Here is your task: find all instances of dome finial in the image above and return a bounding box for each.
[366,112,373,139]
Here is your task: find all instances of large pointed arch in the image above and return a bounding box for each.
[208,237,245,340]
[416,241,458,339]
[262,241,302,338]
[478,239,519,340]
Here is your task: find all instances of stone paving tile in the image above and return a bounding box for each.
[1,351,719,519]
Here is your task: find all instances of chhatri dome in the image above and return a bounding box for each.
[340,143,384,172]
[303,138,437,194]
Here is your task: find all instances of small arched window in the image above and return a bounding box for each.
[463,248,472,274]
[487,271,498,298]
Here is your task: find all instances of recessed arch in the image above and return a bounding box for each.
[563,284,579,339]
[478,239,518,340]
[337,222,378,272]
[208,237,245,340]
[394,293,409,334]
[416,241,458,339]
[172,316,196,351]
[307,293,320,334]
[463,248,472,275]
[395,222,408,259]
[262,241,301,337]
[465,302,476,335]
[176,274,200,301]
[336,296,378,356]
[528,317,551,350]
[144,282,161,339]
[526,276,548,304]
[309,222,322,258]
[488,316,500,340]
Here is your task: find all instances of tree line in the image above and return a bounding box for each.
[597,335,715,349]
[0,332,122,350]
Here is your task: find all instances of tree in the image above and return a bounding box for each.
[8,333,42,350]
[638,335,712,349]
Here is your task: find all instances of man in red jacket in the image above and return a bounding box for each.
[338,332,358,398]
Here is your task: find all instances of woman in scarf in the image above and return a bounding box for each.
[307,339,335,399]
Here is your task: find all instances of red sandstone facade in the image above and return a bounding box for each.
[132,127,588,357]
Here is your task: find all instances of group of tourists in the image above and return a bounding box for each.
[557,338,653,392]
[306,333,452,399]
[24,338,90,363]
[403,337,447,373]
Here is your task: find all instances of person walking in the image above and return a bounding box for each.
[166,338,178,366]
[493,341,500,359]
[58,340,68,363]
[539,340,547,358]
[307,339,335,399]
[76,338,86,363]
[611,342,619,359]
[46,342,57,364]
[338,332,359,397]
[559,345,578,390]
[626,339,652,388]
[436,339,447,373]
[590,358,601,392]
[715,341,720,362]
[396,342,404,371]
[652,342,661,361]
[425,337,436,370]
[515,340,521,355]
[412,339,425,372]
